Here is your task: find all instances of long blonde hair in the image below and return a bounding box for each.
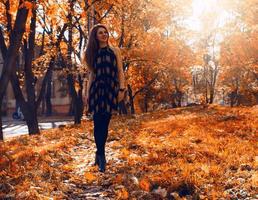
[84,24,110,72]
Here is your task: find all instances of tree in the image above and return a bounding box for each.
[218,0,258,106]
[0,0,69,138]
[220,31,258,106]
[0,0,31,140]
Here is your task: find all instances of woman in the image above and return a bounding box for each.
[83,24,125,172]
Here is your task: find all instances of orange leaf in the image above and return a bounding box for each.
[113,174,123,184]
[10,162,19,172]
[62,165,73,172]
[139,178,151,192]
[121,148,130,158]
[19,1,34,10]
[116,188,129,200]
[81,11,87,18]
[84,172,96,183]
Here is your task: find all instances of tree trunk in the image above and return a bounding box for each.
[74,95,83,124]
[171,95,177,108]
[230,90,237,107]
[45,70,52,116]
[67,0,77,123]
[127,84,135,114]
[4,2,40,136]
[71,86,82,124]
[45,87,52,116]
[36,59,55,109]
[205,82,209,104]
[23,104,40,134]
[41,96,45,115]
[144,95,148,112]
[68,99,74,116]
[178,99,182,107]
[73,75,84,124]
[74,99,81,124]
[0,2,29,140]
[0,1,28,98]
[230,93,234,107]
[209,87,214,104]
[67,74,83,123]
[10,70,40,134]
[23,5,39,135]
[175,90,183,107]
[118,100,127,115]
[66,0,83,124]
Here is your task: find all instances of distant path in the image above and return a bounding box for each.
[2,117,74,139]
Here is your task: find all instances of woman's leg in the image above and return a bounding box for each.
[93,112,112,156]
[93,113,102,156]
[101,112,112,155]
[93,112,111,172]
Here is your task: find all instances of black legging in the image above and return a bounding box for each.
[93,112,112,156]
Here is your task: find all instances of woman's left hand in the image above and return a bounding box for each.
[118,90,125,103]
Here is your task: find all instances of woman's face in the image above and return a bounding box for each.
[96,27,108,44]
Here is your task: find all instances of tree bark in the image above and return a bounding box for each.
[75,75,84,124]
[127,84,135,114]
[118,100,127,115]
[45,70,52,116]
[144,95,148,112]
[0,1,29,98]
[67,74,84,124]
[68,99,74,116]
[175,90,183,107]
[10,70,39,134]
[0,2,29,140]
[67,0,84,124]
[41,95,45,115]
[23,5,40,135]
[209,87,214,104]
[26,112,39,134]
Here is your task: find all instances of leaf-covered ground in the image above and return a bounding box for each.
[0,105,257,199]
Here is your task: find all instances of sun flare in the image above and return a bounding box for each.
[187,0,233,32]
[192,0,218,17]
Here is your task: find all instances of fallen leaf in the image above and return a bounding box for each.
[113,174,123,184]
[84,172,96,183]
[139,178,151,192]
[121,148,130,158]
[116,187,129,199]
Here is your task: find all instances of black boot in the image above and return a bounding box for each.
[94,152,99,166]
[98,155,106,172]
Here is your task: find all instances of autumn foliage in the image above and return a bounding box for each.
[0,105,257,198]
[0,0,257,198]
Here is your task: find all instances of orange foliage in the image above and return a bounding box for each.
[0,105,257,198]
[19,1,34,10]
[116,187,129,199]
[220,30,258,105]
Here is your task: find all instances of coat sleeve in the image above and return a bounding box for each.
[114,47,125,89]
[80,53,93,99]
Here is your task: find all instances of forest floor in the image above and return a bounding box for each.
[0,105,257,199]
